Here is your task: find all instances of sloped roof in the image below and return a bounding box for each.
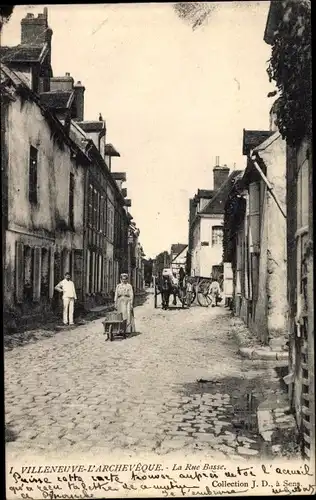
[105,143,120,157]
[0,44,47,63]
[171,243,187,256]
[76,121,104,133]
[201,170,243,215]
[40,90,74,110]
[197,189,214,198]
[264,1,284,45]
[242,129,274,156]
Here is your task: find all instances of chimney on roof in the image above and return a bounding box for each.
[213,158,230,191]
[73,81,85,121]
[21,7,51,45]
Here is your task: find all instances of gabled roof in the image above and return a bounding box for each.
[40,90,74,110]
[242,129,274,156]
[201,170,243,216]
[171,243,187,257]
[0,44,48,64]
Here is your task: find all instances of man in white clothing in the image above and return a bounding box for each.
[55,272,77,325]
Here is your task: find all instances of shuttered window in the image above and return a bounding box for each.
[41,248,49,298]
[88,184,93,226]
[295,152,311,459]
[49,247,55,298]
[15,242,24,303]
[33,247,41,302]
[93,189,97,229]
[69,173,75,230]
[29,146,38,204]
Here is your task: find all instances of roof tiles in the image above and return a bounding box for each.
[201,170,243,215]
[40,90,74,110]
[242,129,274,156]
[0,44,45,63]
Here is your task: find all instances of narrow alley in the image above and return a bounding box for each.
[5,293,293,461]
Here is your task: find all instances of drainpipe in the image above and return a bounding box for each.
[250,153,286,219]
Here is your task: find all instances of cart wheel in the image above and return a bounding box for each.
[197,279,212,307]
[109,325,113,341]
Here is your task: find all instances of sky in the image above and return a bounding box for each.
[2,2,275,258]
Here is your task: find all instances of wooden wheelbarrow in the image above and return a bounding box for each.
[102,312,127,341]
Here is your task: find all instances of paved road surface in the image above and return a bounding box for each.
[5,293,284,460]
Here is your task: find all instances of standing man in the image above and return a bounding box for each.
[208,276,221,307]
[55,272,77,326]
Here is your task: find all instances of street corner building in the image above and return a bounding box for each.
[1,8,145,330]
[223,128,288,349]
[188,158,242,279]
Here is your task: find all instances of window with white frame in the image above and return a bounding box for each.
[212,225,223,246]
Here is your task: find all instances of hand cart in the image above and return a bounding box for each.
[102,312,127,341]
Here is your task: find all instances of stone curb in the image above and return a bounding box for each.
[257,407,297,444]
[239,347,289,361]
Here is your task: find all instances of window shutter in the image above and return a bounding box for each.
[73,249,83,300]
[249,182,260,253]
[49,246,55,298]
[33,246,41,301]
[15,241,24,303]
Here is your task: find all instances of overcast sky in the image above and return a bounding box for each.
[2,2,275,258]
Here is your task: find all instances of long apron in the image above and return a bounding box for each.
[116,296,136,333]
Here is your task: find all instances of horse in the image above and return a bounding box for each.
[158,275,173,310]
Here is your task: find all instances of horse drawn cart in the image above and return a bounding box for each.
[102,312,127,341]
[153,274,196,309]
[153,274,223,309]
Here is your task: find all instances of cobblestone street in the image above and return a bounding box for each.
[5,293,288,460]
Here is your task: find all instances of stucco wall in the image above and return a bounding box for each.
[191,217,223,277]
[200,217,223,277]
[253,182,268,342]
[4,92,85,313]
[259,136,287,347]
[7,96,84,244]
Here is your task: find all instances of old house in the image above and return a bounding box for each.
[170,243,187,277]
[224,129,287,350]
[1,7,132,316]
[37,65,128,307]
[69,119,130,308]
[188,159,242,278]
[1,63,88,327]
[264,0,314,459]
